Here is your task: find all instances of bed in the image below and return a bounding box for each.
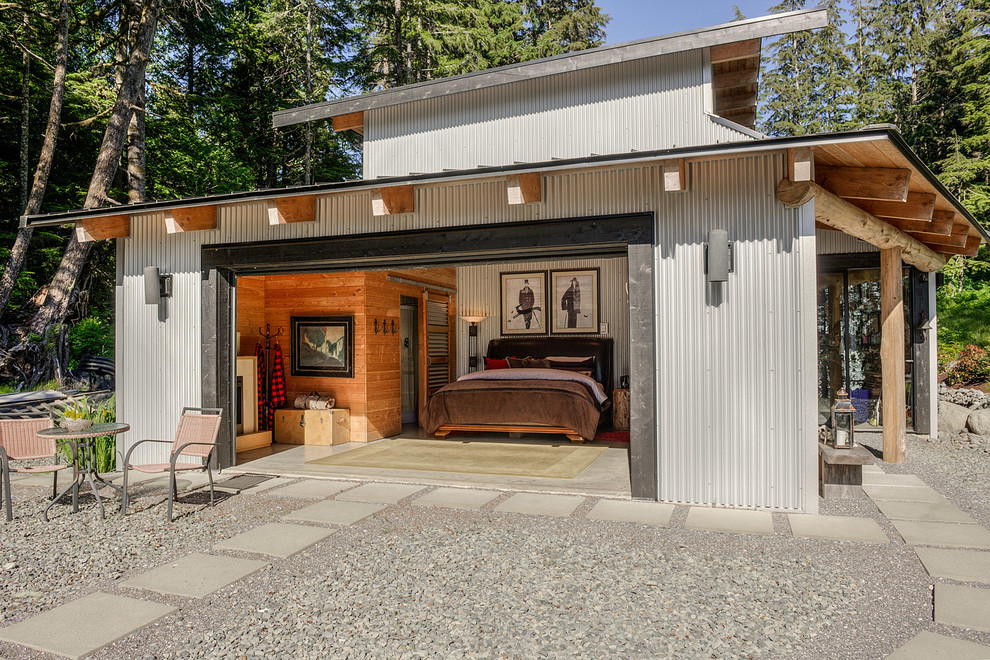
[422,337,614,443]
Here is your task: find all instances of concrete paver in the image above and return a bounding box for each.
[267,479,354,499]
[873,499,976,524]
[861,472,928,487]
[586,499,675,526]
[283,499,387,525]
[864,485,950,504]
[494,493,584,517]
[934,582,990,633]
[890,520,990,549]
[239,477,296,495]
[0,592,176,659]
[411,488,500,510]
[787,514,889,544]
[861,464,884,474]
[335,482,426,504]
[683,507,774,536]
[915,547,990,585]
[215,523,336,558]
[884,631,990,659]
[121,553,268,599]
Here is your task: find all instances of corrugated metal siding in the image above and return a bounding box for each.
[118,152,816,510]
[364,50,751,178]
[815,229,877,254]
[455,257,629,386]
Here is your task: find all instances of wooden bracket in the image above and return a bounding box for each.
[883,210,954,237]
[662,159,688,193]
[937,235,982,257]
[787,148,815,182]
[267,195,317,225]
[165,205,217,233]
[331,111,364,135]
[75,214,130,242]
[850,192,935,221]
[506,173,541,204]
[371,185,415,216]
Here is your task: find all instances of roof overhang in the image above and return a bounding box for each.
[21,126,988,261]
[271,9,827,130]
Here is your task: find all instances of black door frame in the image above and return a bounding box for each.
[201,213,659,499]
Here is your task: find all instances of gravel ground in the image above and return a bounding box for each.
[0,453,986,659]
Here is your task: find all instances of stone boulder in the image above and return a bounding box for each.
[939,401,972,434]
[968,409,990,437]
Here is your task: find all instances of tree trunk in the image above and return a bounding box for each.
[304,0,312,185]
[126,76,146,203]
[27,0,159,346]
[0,0,70,322]
[19,4,30,211]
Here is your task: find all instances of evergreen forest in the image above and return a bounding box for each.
[0,0,987,388]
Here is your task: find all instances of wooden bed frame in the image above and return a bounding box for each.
[433,336,614,444]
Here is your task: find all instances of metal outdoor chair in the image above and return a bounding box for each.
[121,407,222,522]
[0,416,69,521]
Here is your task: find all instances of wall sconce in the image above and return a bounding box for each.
[143,266,172,305]
[461,315,487,372]
[704,229,734,283]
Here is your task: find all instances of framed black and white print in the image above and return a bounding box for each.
[550,268,600,334]
[499,271,547,335]
[290,316,354,378]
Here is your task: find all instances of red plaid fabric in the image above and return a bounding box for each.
[255,342,267,430]
[270,342,286,429]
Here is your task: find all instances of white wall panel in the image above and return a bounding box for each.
[455,257,629,386]
[119,152,816,510]
[364,50,751,179]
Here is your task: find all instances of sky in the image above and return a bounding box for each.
[598,1,791,44]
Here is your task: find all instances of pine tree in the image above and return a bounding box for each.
[760,0,816,136]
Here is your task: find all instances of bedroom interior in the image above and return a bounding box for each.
[233,255,632,489]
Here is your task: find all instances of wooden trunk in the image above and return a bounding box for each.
[612,388,630,431]
[274,408,351,446]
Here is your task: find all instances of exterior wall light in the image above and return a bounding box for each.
[143,266,173,305]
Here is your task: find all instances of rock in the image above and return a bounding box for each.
[967,409,990,436]
[939,401,972,434]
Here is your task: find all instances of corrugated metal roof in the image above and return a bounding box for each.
[271,9,827,128]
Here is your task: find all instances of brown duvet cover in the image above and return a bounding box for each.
[422,378,604,440]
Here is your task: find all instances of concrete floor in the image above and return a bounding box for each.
[228,425,632,498]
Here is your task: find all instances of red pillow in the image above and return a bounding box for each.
[485,357,509,370]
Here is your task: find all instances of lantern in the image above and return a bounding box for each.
[830,388,856,449]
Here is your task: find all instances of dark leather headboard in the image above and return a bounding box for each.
[487,337,614,390]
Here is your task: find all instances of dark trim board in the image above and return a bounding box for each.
[201,213,659,500]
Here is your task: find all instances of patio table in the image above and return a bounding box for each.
[37,423,129,521]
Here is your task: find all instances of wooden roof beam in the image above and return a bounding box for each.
[76,214,130,242]
[165,205,217,233]
[331,111,364,135]
[850,192,935,221]
[815,165,911,201]
[506,173,541,204]
[662,159,688,192]
[371,185,415,216]
[883,210,954,236]
[710,39,761,64]
[712,67,759,90]
[267,195,317,225]
[777,179,946,272]
[715,92,758,114]
[937,235,981,257]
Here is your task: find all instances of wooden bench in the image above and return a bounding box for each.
[819,442,874,499]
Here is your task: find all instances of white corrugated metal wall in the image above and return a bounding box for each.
[815,229,876,254]
[117,153,817,511]
[455,257,629,384]
[364,49,751,179]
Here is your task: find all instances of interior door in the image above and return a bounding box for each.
[418,290,455,423]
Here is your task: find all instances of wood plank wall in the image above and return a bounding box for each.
[236,269,455,443]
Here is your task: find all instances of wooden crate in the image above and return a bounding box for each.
[274,408,351,446]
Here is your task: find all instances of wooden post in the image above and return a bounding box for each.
[881,247,906,463]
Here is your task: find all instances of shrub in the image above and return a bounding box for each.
[944,344,990,386]
[68,317,114,368]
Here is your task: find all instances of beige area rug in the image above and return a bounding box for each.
[305,438,607,479]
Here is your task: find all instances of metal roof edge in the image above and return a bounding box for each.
[271,9,828,128]
[23,128,919,229]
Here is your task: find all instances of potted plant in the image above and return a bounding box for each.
[58,399,94,432]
